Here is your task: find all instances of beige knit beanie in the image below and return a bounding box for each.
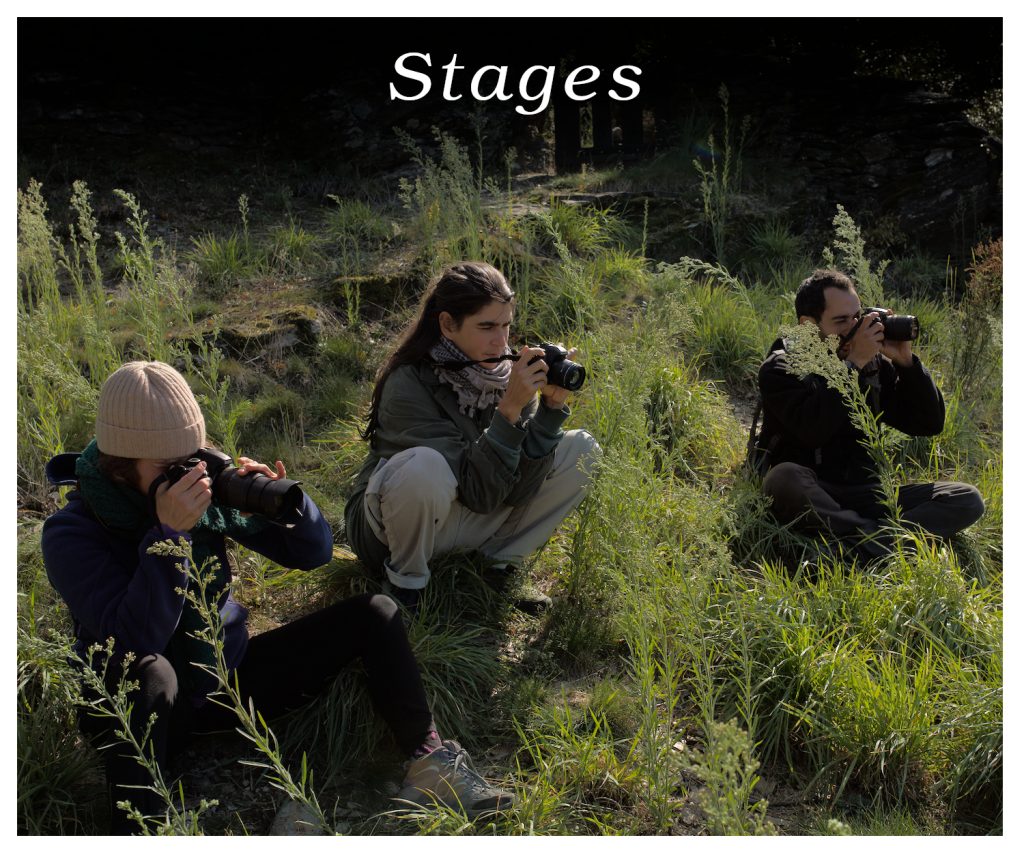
[95,361,206,459]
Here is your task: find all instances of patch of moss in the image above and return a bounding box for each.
[322,272,417,313]
[320,331,371,379]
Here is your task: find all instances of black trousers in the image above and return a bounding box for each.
[763,462,986,543]
[77,593,435,834]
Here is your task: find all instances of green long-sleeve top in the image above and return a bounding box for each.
[344,361,569,571]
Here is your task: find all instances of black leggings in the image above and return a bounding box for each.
[77,593,435,834]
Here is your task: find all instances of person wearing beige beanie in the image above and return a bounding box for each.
[40,360,512,834]
[95,360,207,459]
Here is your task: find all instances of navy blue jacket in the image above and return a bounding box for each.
[42,485,334,671]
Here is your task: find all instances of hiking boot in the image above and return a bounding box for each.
[396,740,515,816]
[483,565,552,615]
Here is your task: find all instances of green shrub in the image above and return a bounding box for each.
[743,217,806,283]
[267,220,323,272]
[822,204,888,306]
[693,85,750,263]
[325,196,393,245]
[888,252,948,295]
[684,719,777,835]
[652,258,786,388]
[646,364,743,483]
[397,127,487,269]
[189,232,253,291]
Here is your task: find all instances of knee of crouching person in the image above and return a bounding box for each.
[567,429,602,481]
[960,484,986,526]
[762,463,811,507]
[366,592,400,627]
[380,446,457,500]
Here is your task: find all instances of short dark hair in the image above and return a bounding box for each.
[795,269,856,321]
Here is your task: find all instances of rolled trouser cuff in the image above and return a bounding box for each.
[385,561,431,590]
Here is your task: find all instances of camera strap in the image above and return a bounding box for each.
[427,354,519,369]
[746,341,788,476]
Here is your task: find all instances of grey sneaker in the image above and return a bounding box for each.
[396,740,514,816]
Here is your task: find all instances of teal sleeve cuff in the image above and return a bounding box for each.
[523,402,569,459]
[484,411,527,472]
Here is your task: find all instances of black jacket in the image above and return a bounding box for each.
[755,338,946,484]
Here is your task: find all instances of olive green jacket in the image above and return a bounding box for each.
[344,361,570,571]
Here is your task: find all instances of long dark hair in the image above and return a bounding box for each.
[362,261,514,442]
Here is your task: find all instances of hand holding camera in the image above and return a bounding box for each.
[154,461,213,532]
[497,343,586,422]
[236,456,288,482]
[164,448,305,524]
[539,345,582,409]
[880,334,914,368]
[498,345,550,421]
[842,307,918,369]
[843,310,886,368]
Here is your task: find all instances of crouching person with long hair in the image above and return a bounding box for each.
[42,360,512,834]
[345,261,601,613]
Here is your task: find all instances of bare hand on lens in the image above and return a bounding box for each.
[155,461,212,532]
[498,345,549,423]
[236,456,287,480]
[233,456,287,517]
[843,312,885,369]
[541,345,578,409]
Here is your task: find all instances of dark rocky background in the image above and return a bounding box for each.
[19,18,1002,262]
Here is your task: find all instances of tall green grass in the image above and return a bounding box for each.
[693,85,751,264]
[17,154,1002,835]
[396,127,489,270]
[190,195,326,295]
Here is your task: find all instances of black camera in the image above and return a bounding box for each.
[166,448,304,523]
[529,343,586,392]
[859,307,920,342]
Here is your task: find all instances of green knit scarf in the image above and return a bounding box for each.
[75,439,266,696]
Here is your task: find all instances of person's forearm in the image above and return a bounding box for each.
[44,527,189,654]
[882,356,945,435]
[233,494,334,570]
[522,401,569,459]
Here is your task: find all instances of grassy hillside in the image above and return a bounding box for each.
[17,127,1002,835]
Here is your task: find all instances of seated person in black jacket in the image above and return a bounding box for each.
[755,269,984,556]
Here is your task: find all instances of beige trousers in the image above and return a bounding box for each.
[362,430,600,590]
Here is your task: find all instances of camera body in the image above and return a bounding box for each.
[860,307,920,342]
[166,448,304,522]
[530,343,586,391]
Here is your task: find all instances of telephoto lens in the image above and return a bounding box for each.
[862,307,920,341]
[167,448,305,523]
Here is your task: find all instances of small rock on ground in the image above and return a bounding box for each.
[267,799,328,836]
